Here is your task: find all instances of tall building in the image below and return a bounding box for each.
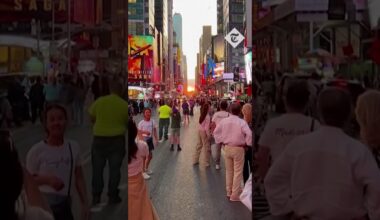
[217,0,224,34]
[199,26,212,85]
[223,0,245,72]
[168,0,174,89]
[173,13,183,49]
[128,0,154,35]
[155,0,168,85]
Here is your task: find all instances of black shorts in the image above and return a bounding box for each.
[145,137,155,151]
[183,109,189,115]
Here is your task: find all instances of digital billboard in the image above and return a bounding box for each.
[128,35,154,82]
[245,51,252,84]
[213,34,225,63]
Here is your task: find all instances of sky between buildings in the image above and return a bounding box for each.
[173,0,217,81]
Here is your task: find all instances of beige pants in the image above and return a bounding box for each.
[193,130,211,166]
[224,145,245,197]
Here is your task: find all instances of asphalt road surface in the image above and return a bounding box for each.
[140,107,252,220]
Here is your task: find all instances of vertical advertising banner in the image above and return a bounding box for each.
[128,35,154,82]
[213,35,225,63]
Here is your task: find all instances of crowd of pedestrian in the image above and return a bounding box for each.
[254,78,380,220]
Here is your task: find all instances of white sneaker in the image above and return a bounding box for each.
[158,139,164,143]
[143,172,151,180]
[145,170,153,175]
[216,165,221,170]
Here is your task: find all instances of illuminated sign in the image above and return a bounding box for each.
[14,0,66,11]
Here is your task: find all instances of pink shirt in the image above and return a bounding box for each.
[198,114,211,136]
[128,140,149,177]
[213,115,252,147]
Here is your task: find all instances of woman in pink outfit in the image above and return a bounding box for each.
[193,103,212,167]
[128,120,159,220]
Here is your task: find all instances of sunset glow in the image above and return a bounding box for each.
[187,86,195,92]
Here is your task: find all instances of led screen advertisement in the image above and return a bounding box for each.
[245,51,252,84]
[128,35,154,82]
[213,35,225,63]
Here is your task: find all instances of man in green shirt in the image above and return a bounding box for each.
[89,80,128,205]
[158,99,172,142]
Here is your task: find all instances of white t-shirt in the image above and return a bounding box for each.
[259,113,320,162]
[21,206,54,220]
[138,119,156,138]
[26,140,81,196]
[212,111,230,126]
[128,140,149,177]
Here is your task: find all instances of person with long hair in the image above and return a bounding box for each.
[211,100,230,170]
[0,130,53,220]
[356,90,380,167]
[170,107,182,151]
[241,103,253,183]
[128,119,159,220]
[26,104,89,220]
[72,77,87,126]
[193,103,212,167]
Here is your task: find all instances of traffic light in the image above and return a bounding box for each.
[233,67,240,82]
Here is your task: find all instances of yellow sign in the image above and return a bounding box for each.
[14,0,66,11]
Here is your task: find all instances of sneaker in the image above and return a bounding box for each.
[145,170,153,175]
[170,145,174,151]
[108,196,122,204]
[215,164,221,170]
[158,139,164,143]
[143,172,151,180]
[177,145,182,151]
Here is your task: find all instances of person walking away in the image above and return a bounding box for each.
[193,103,212,167]
[158,100,172,143]
[241,103,253,183]
[138,108,158,180]
[0,89,13,129]
[26,105,89,220]
[170,107,182,151]
[43,76,61,106]
[29,77,45,124]
[0,130,54,220]
[72,77,87,126]
[213,103,252,201]
[257,80,320,179]
[210,100,230,170]
[264,88,380,220]
[139,100,144,114]
[128,120,159,220]
[182,99,190,124]
[356,90,380,168]
[59,76,76,121]
[189,99,195,116]
[89,80,128,206]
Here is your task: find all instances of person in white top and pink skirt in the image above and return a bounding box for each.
[128,120,159,220]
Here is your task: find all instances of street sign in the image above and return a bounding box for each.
[225,28,245,48]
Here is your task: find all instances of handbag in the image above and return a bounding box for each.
[240,173,252,211]
[44,142,74,220]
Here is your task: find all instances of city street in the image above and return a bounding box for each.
[136,107,251,220]
[13,106,251,220]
